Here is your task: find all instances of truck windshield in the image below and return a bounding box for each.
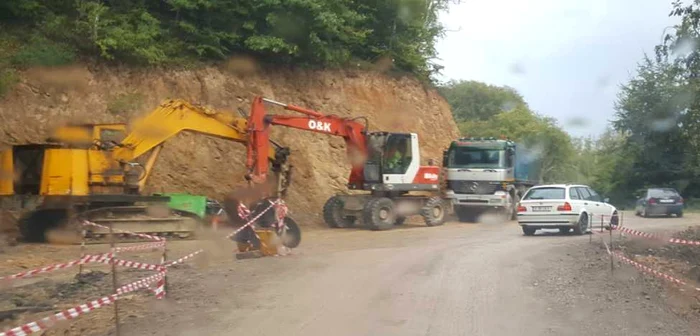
[447,147,505,168]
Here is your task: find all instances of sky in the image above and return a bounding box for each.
[436,0,681,137]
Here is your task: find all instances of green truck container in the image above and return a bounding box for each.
[154,193,208,219]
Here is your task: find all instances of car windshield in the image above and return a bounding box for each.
[523,187,565,200]
[648,189,679,198]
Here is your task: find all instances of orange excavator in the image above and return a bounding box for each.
[244,97,446,231]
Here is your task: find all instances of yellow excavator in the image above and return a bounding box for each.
[0,99,292,243]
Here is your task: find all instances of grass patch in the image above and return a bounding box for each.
[681,198,700,213]
[11,36,76,67]
[107,92,144,116]
[0,68,19,97]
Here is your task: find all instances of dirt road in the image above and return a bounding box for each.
[114,212,700,336]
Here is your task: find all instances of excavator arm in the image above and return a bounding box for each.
[110,99,290,191]
[246,97,367,188]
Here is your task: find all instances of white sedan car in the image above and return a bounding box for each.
[517,184,619,236]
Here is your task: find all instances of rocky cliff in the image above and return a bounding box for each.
[0,62,459,226]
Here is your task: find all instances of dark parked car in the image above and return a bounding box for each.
[634,188,684,218]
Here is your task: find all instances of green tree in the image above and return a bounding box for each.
[0,0,454,80]
[612,56,693,195]
[438,80,527,122]
[440,82,576,183]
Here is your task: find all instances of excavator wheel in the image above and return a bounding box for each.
[323,196,355,228]
[249,198,302,248]
[362,197,396,231]
[279,216,302,248]
[421,197,446,227]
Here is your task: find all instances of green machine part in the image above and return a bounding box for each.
[156,193,208,219]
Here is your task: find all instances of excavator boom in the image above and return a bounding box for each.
[113,99,248,160]
[246,97,366,187]
[5,98,293,242]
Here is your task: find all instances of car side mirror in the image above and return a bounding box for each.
[604,197,610,203]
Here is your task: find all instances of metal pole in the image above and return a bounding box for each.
[79,228,86,276]
[70,203,84,276]
[619,212,623,239]
[109,224,121,336]
[0,200,4,247]
[608,215,614,274]
[161,245,168,296]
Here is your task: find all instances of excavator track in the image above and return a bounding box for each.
[19,205,203,244]
[80,206,202,244]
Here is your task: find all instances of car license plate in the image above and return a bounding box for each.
[660,199,674,203]
[532,206,551,212]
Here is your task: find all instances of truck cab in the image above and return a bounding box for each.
[442,137,539,222]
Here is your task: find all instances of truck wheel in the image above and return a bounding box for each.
[455,207,476,223]
[362,197,395,231]
[394,216,406,225]
[421,197,446,227]
[323,196,355,228]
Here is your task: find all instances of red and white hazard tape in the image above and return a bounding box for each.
[611,251,689,287]
[226,201,277,239]
[165,249,204,267]
[667,237,700,246]
[114,241,166,252]
[154,270,166,300]
[0,253,113,282]
[615,225,700,246]
[101,258,165,271]
[116,272,163,295]
[82,220,165,242]
[0,273,161,336]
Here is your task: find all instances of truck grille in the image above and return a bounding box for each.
[448,180,500,195]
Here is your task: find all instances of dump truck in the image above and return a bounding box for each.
[442,137,541,222]
[0,99,293,243]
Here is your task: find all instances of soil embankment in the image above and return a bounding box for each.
[0,63,459,226]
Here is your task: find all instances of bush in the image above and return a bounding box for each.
[0,68,19,97]
[0,0,452,81]
[11,36,76,67]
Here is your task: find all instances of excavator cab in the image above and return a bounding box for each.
[364,132,414,183]
[362,132,431,191]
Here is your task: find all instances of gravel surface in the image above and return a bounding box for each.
[116,212,700,336]
[3,212,700,336]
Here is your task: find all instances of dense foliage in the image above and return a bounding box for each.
[0,0,455,79]
[438,80,576,183]
[586,0,700,206]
